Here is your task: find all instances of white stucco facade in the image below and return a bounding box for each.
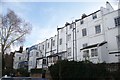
[28,45,40,71]
[17,2,120,71]
[13,52,24,69]
[37,2,120,68]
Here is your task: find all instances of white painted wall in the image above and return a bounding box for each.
[26,2,120,69]
[58,27,67,53]
[13,52,23,69]
[28,49,40,71]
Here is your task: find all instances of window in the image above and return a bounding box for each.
[53,57,57,62]
[58,56,62,60]
[36,52,39,57]
[67,34,71,41]
[80,20,84,24]
[19,57,21,60]
[83,50,89,59]
[70,24,72,29]
[42,45,44,50]
[60,38,62,45]
[47,43,49,48]
[95,25,101,34]
[52,40,55,46]
[68,48,71,56]
[49,58,52,63]
[42,59,47,65]
[114,16,120,27]
[92,13,97,19]
[83,43,88,48]
[117,35,120,49]
[82,28,87,36]
[91,48,98,57]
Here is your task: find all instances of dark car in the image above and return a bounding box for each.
[1,77,48,80]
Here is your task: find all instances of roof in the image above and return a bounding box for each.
[47,51,67,58]
[109,51,120,54]
[57,10,101,31]
[75,10,101,22]
[80,41,107,50]
[37,56,46,60]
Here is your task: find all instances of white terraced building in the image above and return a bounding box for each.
[13,52,24,69]
[25,2,120,70]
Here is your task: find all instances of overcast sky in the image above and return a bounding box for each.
[1,0,119,51]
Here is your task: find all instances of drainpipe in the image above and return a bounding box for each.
[72,23,75,61]
[75,22,77,61]
[66,25,68,60]
[45,39,47,58]
[57,27,60,60]
[51,38,53,64]
[51,38,53,54]
[118,1,120,62]
[57,27,61,80]
[97,41,104,63]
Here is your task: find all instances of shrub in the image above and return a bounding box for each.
[49,60,109,80]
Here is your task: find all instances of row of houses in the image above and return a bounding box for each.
[13,2,120,72]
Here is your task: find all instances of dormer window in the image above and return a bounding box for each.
[92,13,97,19]
[80,20,84,24]
[70,24,72,29]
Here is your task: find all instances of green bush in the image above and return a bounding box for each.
[17,68,29,77]
[49,60,109,80]
[30,68,46,74]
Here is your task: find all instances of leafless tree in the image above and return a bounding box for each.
[0,9,32,75]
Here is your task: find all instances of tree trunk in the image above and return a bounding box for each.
[1,44,5,76]
[0,47,2,77]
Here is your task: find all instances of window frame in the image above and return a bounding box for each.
[82,28,87,36]
[67,34,71,41]
[80,20,84,24]
[83,43,88,48]
[68,47,71,56]
[60,38,62,45]
[19,57,21,60]
[92,13,97,19]
[36,52,39,57]
[95,25,101,34]
[83,50,89,59]
[91,48,98,57]
[114,16,120,27]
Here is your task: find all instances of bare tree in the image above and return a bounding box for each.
[0,9,32,75]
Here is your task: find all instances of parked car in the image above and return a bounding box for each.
[1,77,48,80]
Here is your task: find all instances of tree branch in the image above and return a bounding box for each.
[4,32,26,52]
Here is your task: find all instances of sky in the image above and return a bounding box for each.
[1,0,119,51]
